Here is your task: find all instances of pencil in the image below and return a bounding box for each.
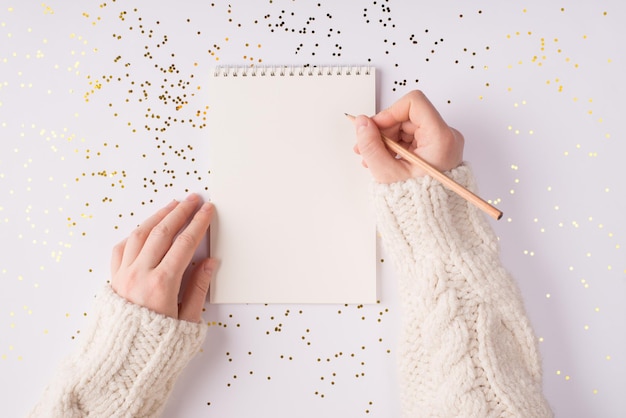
[345,113,503,221]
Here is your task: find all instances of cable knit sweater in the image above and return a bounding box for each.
[29,165,552,417]
[373,165,552,417]
[28,286,207,418]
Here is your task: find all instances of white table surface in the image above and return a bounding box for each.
[1,1,624,417]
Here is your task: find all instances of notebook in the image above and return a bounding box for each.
[207,65,376,304]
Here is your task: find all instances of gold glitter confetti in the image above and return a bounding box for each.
[0,3,623,416]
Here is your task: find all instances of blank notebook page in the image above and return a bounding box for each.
[208,66,376,304]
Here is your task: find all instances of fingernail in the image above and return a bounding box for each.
[204,258,218,274]
[166,199,179,209]
[355,115,369,133]
[185,193,199,202]
[199,202,213,212]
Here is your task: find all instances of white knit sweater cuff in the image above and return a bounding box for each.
[52,285,207,416]
[371,164,498,276]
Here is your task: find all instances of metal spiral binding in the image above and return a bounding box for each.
[213,65,371,77]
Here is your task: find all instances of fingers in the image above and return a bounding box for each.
[371,90,464,174]
[110,238,127,278]
[179,258,217,322]
[137,194,202,268]
[354,114,410,183]
[110,194,214,321]
[373,91,449,153]
[354,115,390,166]
[122,199,180,266]
[157,201,214,282]
[373,90,447,134]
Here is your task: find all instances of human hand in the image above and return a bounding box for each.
[110,194,216,323]
[353,90,464,184]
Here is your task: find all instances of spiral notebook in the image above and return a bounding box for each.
[207,66,376,304]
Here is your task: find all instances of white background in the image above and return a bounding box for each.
[1,1,624,417]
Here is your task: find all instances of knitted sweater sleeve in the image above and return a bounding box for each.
[373,165,553,418]
[28,285,207,418]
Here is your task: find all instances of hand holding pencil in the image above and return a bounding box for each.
[349,90,502,220]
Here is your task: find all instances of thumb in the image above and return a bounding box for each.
[354,115,400,182]
[179,258,217,322]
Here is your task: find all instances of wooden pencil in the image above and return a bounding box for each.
[345,113,503,221]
